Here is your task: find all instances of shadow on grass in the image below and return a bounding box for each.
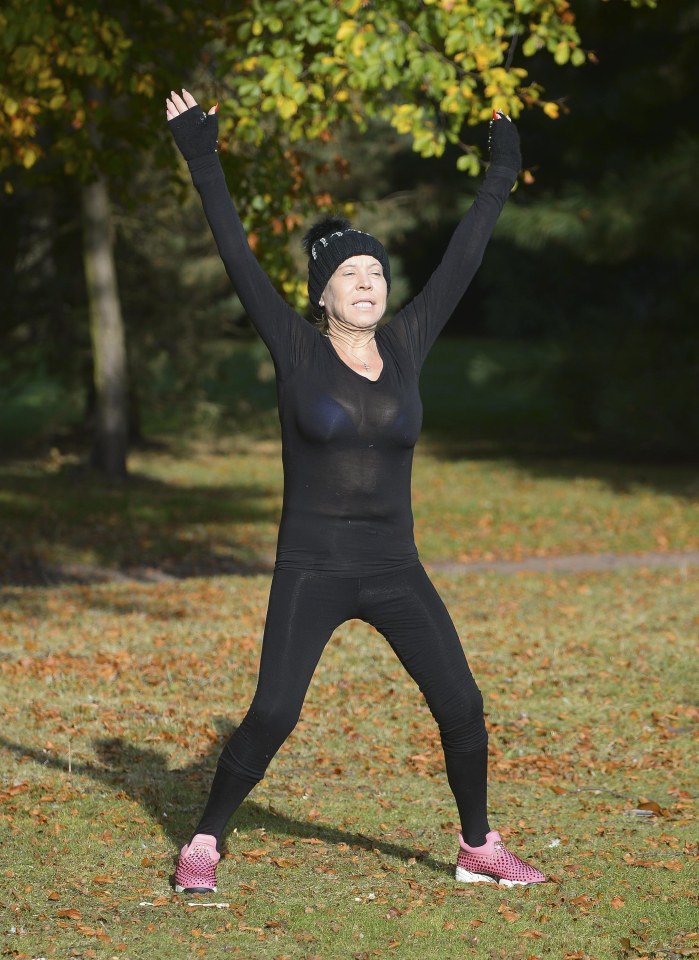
[3,386,697,592]
[422,433,699,501]
[0,461,279,587]
[0,728,449,877]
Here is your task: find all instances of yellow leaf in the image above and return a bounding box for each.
[543,101,560,119]
[277,96,298,119]
[4,97,19,116]
[336,20,356,42]
[350,32,366,56]
[22,148,38,169]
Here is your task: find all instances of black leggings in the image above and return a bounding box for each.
[194,563,490,846]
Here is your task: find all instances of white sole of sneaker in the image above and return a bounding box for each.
[175,884,217,893]
[455,867,529,887]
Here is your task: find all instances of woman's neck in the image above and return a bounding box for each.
[326,320,377,352]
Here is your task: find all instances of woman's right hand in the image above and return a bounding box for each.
[166,88,219,162]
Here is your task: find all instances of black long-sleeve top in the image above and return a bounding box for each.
[188,154,517,576]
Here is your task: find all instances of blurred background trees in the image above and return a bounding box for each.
[2,0,696,472]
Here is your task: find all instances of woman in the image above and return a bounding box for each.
[166,88,545,892]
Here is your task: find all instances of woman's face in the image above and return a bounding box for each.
[320,255,387,332]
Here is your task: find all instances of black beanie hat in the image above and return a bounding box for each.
[303,216,391,308]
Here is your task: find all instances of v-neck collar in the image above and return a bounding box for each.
[322,333,386,384]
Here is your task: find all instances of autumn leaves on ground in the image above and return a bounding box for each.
[1,445,697,960]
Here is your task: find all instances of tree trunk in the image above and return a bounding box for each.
[81,176,128,478]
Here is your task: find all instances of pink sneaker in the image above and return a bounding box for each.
[175,833,220,893]
[456,830,546,887]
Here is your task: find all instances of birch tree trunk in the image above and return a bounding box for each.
[81,176,128,478]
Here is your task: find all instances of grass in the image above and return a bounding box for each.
[0,439,697,583]
[1,567,697,959]
[1,369,698,958]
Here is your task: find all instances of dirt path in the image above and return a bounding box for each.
[3,550,699,587]
[428,550,699,575]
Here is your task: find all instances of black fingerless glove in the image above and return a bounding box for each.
[488,111,521,174]
[168,104,219,162]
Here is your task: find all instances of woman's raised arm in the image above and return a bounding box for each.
[390,113,521,371]
[166,89,312,378]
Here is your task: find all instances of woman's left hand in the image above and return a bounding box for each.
[488,110,521,173]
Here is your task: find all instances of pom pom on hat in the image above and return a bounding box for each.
[302,216,352,255]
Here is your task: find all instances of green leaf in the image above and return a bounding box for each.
[456,153,480,176]
[554,42,571,66]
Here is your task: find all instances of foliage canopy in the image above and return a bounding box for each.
[1,0,655,185]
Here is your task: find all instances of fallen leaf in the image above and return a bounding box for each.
[637,800,670,817]
[269,857,296,869]
[498,904,520,922]
[241,848,268,861]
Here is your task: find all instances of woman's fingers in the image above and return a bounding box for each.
[169,89,189,113]
[165,87,213,122]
